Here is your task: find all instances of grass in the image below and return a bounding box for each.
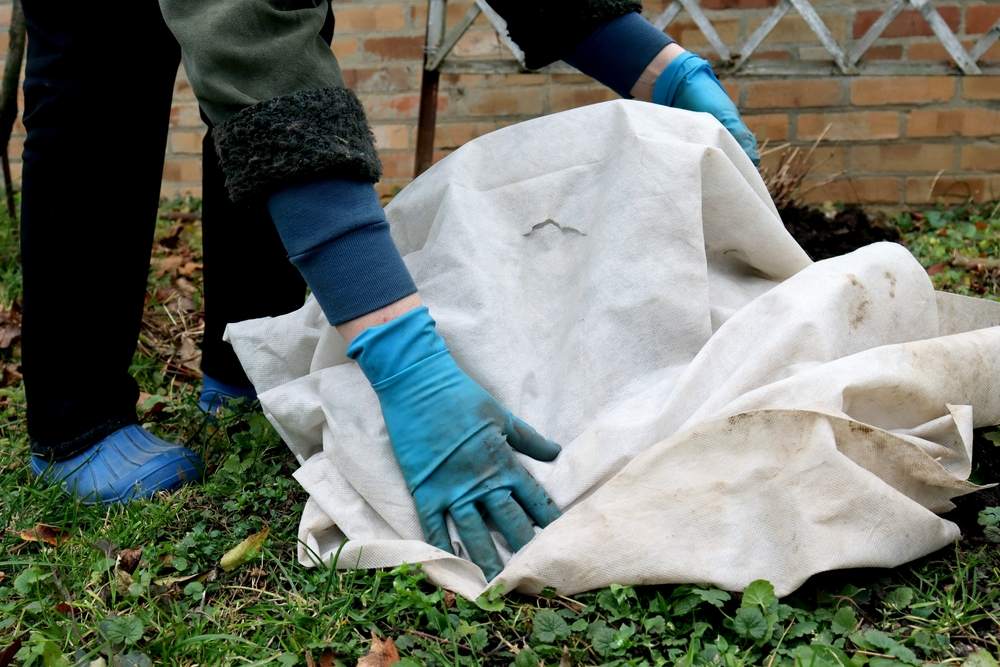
[0,198,998,666]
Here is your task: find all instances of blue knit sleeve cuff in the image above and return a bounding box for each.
[267,178,418,326]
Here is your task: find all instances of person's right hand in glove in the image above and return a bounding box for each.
[345,301,562,580]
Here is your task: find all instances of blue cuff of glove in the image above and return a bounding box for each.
[347,306,446,386]
[564,11,674,98]
[267,179,418,326]
[651,51,717,107]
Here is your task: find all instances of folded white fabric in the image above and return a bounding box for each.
[226,101,1000,601]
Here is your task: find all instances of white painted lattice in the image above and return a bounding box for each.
[423,0,1000,76]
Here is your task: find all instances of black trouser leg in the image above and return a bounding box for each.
[20,2,180,459]
[199,132,307,388]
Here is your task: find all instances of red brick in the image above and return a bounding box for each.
[963,77,1000,100]
[745,113,789,141]
[798,112,900,141]
[905,175,1000,204]
[907,39,990,61]
[967,5,1000,33]
[800,177,902,205]
[744,80,844,109]
[363,35,424,61]
[850,77,955,106]
[670,19,740,50]
[372,124,411,150]
[550,86,618,111]
[749,13,848,43]
[335,4,407,33]
[853,7,960,39]
[753,49,793,61]
[169,131,203,154]
[341,66,416,93]
[434,122,497,149]
[453,29,505,58]
[363,93,444,120]
[168,104,204,129]
[162,160,201,183]
[861,45,904,61]
[960,143,1000,171]
[463,88,545,116]
[378,151,414,180]
[332,37,360,61]
[850,144,955,173]
[906,108,1000,137]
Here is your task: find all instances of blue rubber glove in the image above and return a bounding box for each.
[31,425,202,504]
[653,51,760,165]
[347,306,561,579]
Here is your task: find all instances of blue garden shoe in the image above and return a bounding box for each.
[198,374,257,414]
[31,424,202,504]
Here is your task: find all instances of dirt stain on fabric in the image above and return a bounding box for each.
[845,274,871,329]
[884,271,897,298]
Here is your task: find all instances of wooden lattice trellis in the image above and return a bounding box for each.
[414,0,1000,173]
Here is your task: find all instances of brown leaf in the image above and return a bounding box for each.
[927,263,947,276]
[560,646,572,667]
[356,633,399,667]
[177,261,203,277]
[118,548,143,574]
[1,363,21,388]
[153,255,185,278]
[443,590,456,609]
[318,649,337,667]
[54,601,73,615]
[0,304,21,350]
[17,523,69,547]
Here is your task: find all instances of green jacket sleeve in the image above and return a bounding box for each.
[159,0,381,203]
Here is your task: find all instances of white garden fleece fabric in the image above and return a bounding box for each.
[226,101,1000,601]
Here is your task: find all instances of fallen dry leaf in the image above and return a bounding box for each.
[356,634,399,667]
[17,523,69,547]
[927,263,947,276]
[177,261,202,277]
[0,363,20,388]
[0,304,21,350]
[153,255,185,278]
[220,527,270,573]
[118,548,143,574]
[152,572,201,589]
[318,649,336,667]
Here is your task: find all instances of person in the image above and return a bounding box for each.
[21,0,757,579]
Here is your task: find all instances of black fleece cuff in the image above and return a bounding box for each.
[213,87,382,204]
[490,0,642,70]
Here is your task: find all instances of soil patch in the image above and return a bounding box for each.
[780,204,900,261]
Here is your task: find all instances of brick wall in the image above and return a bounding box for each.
[0,0,997,207]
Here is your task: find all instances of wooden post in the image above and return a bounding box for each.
[415,0,446,177]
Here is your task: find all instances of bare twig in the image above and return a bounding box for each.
[950,253,1000,271]
[760,124,833,209]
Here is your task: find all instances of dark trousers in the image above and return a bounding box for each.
[20,1,306,460]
